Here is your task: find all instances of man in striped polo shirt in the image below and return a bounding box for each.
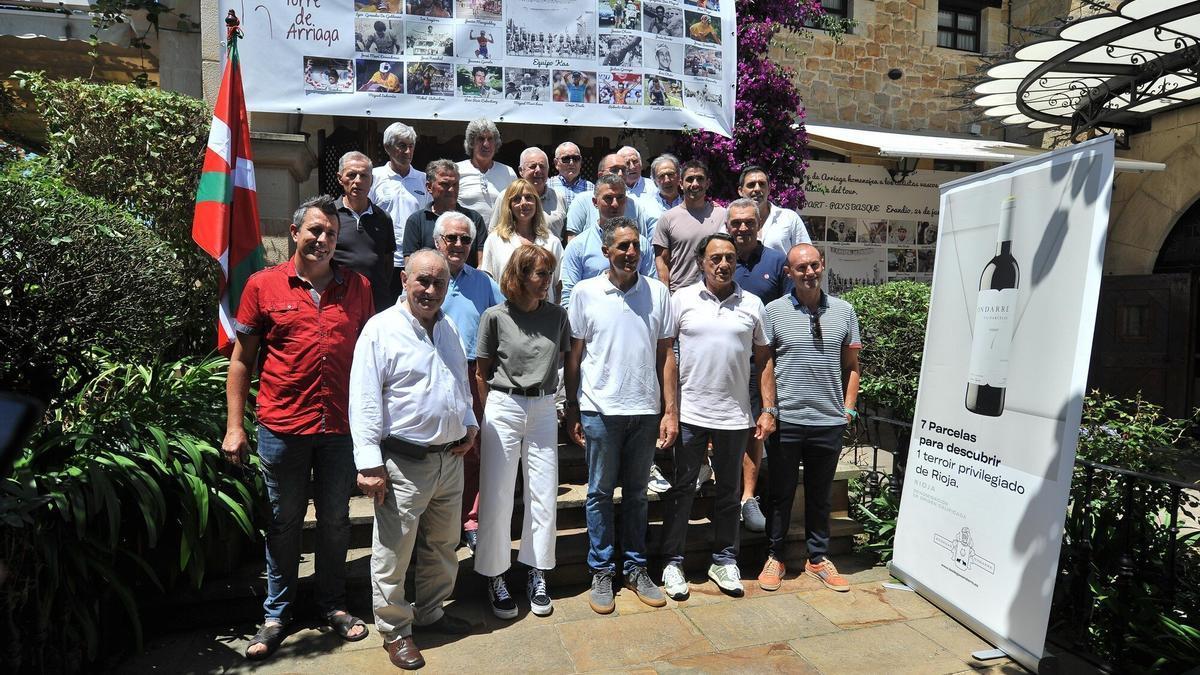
[759,243,861,593]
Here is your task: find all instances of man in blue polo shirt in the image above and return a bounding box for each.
[726,198,788,532]
[563,154,656,243]
[560,174,656,308]
[432,211,504,550]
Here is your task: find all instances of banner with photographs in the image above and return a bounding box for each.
[218,0,736,136]
[799,160,968,295]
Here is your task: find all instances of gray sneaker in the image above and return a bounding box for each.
[624,566,667,607]
[589,571,616,614]
[662,563,689,601]
[741,497,766,532]
[708,563,745,597]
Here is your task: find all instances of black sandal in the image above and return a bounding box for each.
[325,610,369,642]
[246,622,286,661]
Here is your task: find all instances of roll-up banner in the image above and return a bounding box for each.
[218,0,736,136]
[891,136,1115,672]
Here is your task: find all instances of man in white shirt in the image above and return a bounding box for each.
[371,122,428,270]
[736,165,811,255]
[659,232,777,601]
[618,145,658,203]
[564,216,678,615]
[490,146,567,238]
[456,118,517,225]
[351,249,480,670]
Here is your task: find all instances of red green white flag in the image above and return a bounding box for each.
[192,19,264,356]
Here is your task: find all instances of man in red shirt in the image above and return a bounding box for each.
[222,195,375,661]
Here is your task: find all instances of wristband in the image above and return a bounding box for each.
[844,408,858,420]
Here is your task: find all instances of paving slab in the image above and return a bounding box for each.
[650,642,821,674]
[681,593,839,651]
[557,610,713,671]
[796,583,908,629]
[908,615,1015,669]
[789,622,969,675]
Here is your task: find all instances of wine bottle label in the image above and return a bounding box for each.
[967,288,1017,387]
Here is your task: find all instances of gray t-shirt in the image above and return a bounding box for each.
[476,300,571,391]
[651,202,727,293]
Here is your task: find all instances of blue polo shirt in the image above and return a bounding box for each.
[735,244,790,305]
[560,225,657,308]
[441,264,504,359]
[563,192,656,239]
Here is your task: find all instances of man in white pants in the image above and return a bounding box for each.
[351,249,479,670]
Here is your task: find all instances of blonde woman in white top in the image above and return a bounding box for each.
[480,179,563,302]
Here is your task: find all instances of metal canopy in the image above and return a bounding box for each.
[973,0,1200,136]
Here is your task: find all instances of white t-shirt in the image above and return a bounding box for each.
[479,231,564,301]
[674,282,768,429]
[568,274,674,415]
[456,159,517,226]
[370,165,426,266]
[759,203,811,255]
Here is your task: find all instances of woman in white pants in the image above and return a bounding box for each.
[474,244,570,618]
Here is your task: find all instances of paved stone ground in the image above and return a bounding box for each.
[118,552,1028,675]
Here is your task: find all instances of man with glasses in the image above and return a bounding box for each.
[403,159,488,267]
[548,141,594,210]
[434,212,504,553]
[563,153,655,243]
[758,244,861,595]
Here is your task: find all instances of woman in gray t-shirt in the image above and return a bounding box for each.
[473,244,571,619]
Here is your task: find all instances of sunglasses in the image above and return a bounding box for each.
[810,312,823,341]
[440,234,473,245]
[557,155,582,163]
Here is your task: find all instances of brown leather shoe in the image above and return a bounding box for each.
[383,636,425,670]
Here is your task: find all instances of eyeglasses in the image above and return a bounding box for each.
[557,155,582,163]
[440,234,473,245]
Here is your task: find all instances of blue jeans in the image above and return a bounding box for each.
[581,412,658,574]
[257,426,356,623]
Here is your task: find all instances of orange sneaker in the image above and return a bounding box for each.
[757,556,785,591]
[805,558,850,592]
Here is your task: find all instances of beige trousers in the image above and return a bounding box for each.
[372,449,464,641]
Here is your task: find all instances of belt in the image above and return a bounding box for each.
[381,435,464,460]
[491,384,553,397]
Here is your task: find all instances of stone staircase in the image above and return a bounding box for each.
[156,441,862,626]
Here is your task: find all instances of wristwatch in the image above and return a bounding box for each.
[762,407,779,419]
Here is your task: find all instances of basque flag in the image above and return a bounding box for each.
[191,14,264,356]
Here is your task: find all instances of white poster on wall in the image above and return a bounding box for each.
[218,0,736,136]
[890,136,1115,672]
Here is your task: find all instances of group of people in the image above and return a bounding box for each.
[222,118,862,671]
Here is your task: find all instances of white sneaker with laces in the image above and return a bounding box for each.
[708,563,745,597]
[662,563,689,601]
[648,464,672,494]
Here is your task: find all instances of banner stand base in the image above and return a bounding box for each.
[972,649,1008,661]
[882,582,914,592]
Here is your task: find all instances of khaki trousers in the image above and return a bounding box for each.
[372,449,464,641]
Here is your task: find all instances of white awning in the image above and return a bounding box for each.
[804,124,1165,174]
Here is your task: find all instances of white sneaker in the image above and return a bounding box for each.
[695,461,713,493]
[662,563,689,601]
[708,563,745,597]
[648,464,672,494]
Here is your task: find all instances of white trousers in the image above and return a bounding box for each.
[474,390,559,577]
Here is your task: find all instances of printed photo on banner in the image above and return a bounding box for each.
[355,0,403,13]
[683,45,720,78]
[684,0,718,8]
[825,217,856,242]
[918,248,935,273]
[406,62,455,96]
[600,0,641,30]
[458,24,502,60]
[356,17,404,55]
[504,68,549,100]
[407,0,452,17]
[356,59,404,92]
[456,0,502,20]
[644,75,682,107]
[599,33,642,67]
[645,38,682,74]
[408,22,455,57]
[858,219,888,244]
[457,65,503,97]
[889,221,913,244]
[825,245,886,294]
[918,220,938,245]
[685,10,720,44]
[642,2,683,36]
[504,3,595,58]
[887,248,918,274]
[304,57,354,93]
[599,72,641,104]
[805,216,826,241]
[552,69,597,102]
[683,82,721,114]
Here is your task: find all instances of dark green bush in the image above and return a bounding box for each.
[840,281,931,421]
[0,161,200,401]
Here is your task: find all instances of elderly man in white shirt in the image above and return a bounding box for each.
[490,146,567,238]
[618,145,658,203]
[371,122,428,270]
[736,165,811,255]
[351,249,480,671]
[456,118,517,225]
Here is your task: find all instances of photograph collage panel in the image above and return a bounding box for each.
[406,61,455,96]
[643,74,682,106]
[642,2,683,36]
[407,22,455,57]
[304,57,355,93]
[684,10,720,44]
[599,33,643,67]
[356,59,404,92]
[455,0,503,20]
[682,81,721,109]
[683,44,720,78]
[406,0,452,17]
[456,64,503,97]
[598,72,642,104]
[645,38,683,74]
[503,11,596,58]
[458,24,502,60]
[356,16,405,55]
[504,68,549,100]
[600,0,642,30]
[806,214,938,292]
[552,69,598,102]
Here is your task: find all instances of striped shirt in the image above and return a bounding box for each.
[765,291,862,426]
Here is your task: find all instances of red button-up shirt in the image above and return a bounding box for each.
[234,261,374,435]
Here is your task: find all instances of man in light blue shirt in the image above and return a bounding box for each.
[548,141,594,210]
[561,174,657,307]
[564,153,657,242]
[639,153,684,224]
[618,145,659,204]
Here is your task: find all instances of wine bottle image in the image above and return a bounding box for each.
[965,197,1020,417]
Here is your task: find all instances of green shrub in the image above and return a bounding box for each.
[0,351,263,672]
[0,161,200,401]
[840,281,931,421]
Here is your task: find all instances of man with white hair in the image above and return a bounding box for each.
[371,122,427,274]
[456,118,517,225]
[335,151,396,311]
[491,147,567,238]
[639,154,683,224]
[618,145,658,203]
[548,141,593,210]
